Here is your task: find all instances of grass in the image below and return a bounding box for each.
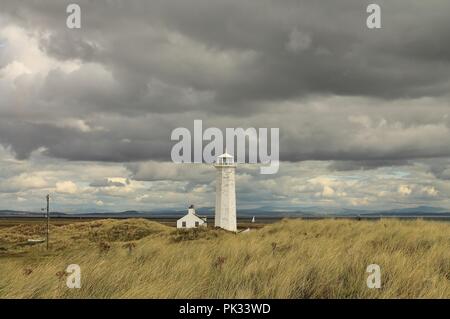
[0,218,448,298]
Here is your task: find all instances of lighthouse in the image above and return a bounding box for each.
[214,151,237,232]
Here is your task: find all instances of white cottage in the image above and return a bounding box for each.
[177,205,207,229]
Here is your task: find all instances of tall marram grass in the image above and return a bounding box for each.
[0,218,448,298]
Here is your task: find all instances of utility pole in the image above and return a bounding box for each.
[46,194,50,250]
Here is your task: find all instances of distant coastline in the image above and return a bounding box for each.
[1,205,450,221]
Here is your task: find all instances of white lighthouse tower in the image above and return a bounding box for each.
[214,151,237,232]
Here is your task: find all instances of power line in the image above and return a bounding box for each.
[46,194,50,250]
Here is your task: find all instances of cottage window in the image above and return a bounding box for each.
[182,221,186,228]
[195,221,199,227]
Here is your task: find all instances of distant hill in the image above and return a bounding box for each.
[0,210,68,218]
[370,206,448,215]
[1,206,450,219]
[359,207,450,217]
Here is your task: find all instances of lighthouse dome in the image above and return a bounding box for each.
[218,152,233,158]
[216,151,235,165]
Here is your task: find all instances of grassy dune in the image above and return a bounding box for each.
[0,218,449,298]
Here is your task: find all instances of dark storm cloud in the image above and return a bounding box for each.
[420,159,450,180]
[4,0,450,103]
[328,160,411,172]
[90,178,129,187]
[0,120,69,160]
[40,33,100,62]
[1,0,450,165]
[47,1,450,102]
[0,118,172,161]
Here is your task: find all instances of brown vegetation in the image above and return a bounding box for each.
[0,218,448,298]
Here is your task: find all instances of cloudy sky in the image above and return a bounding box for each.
[1,0,450,213]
